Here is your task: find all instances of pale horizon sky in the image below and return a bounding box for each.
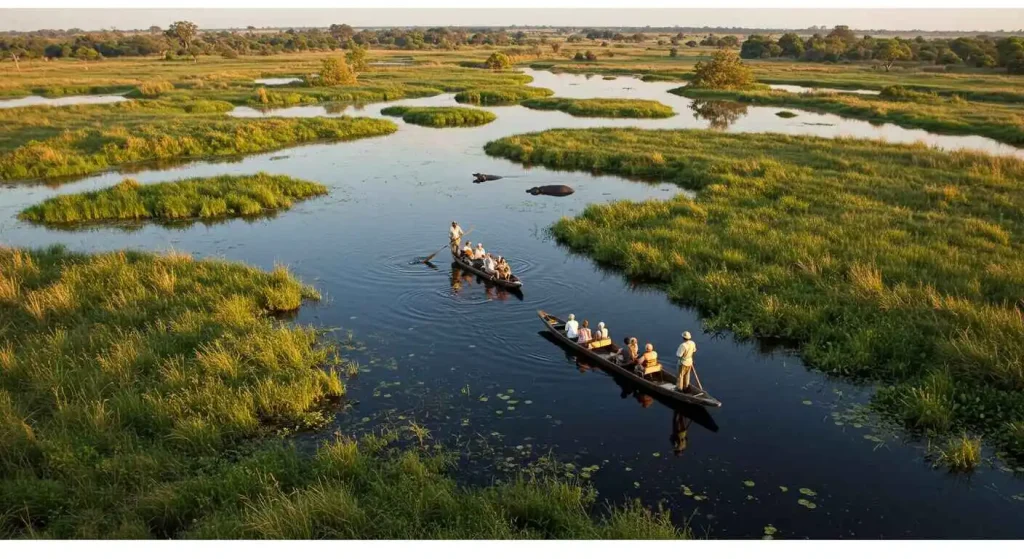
[3,9,1023,33]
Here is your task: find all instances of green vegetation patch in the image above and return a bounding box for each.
[0,100,397,181]
[485,128,1024,462]
[674,87,1024,146]
[455,85,555,106]
[0,246,684,538]
[775,110,799,118]
[521,97,676,118]
[380,105,496,127]
[19,173,327,225]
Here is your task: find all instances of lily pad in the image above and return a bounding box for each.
[693,495,707,502]
[802,400,813,406]
[743,480,755,487]
[681,485,694,496]
[799,488,817,497]
[652,452,661,458]
[764,525,778,536]
[525,400,533,405]
[633,481,640,488]
[797,498,818,509]
[479,396,489,402]
[779,486,788,492]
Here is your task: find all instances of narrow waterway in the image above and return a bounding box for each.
[2,69,1022,539]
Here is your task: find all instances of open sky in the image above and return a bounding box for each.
[3,8,1022,33]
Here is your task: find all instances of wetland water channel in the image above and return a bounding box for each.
[2,69,1023,539]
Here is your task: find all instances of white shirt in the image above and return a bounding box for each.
[565,319,579,339]
[597,326,608,340]
[449,225,463,240]
[484,258,496,273]
[676,340,696,366]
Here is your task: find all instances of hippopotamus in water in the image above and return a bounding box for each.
[472,173,502,183]
[527,185,575,197]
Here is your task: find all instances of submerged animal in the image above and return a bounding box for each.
[527,185,575,197]
[472,173,502,183]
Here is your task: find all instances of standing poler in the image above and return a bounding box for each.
[676,331,697,391]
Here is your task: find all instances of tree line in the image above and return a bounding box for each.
[740,25,1024,73]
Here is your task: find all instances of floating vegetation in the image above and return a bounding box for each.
[763,524,778,539]
[521,97,676,118]
[797,499,818,510]
[776,110,799,118]
[779,486,789,492]
[802,400,813,406]
[743,480,755,488]
[799,488,818,497]
[380,105,497,127]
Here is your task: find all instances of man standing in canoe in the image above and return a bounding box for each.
[676,331,697,392]
[449,221,464,255]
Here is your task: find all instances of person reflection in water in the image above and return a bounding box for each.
[671,409,691,456]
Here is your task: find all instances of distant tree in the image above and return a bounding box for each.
[573,51,585,61]
[740,35,777,59]
[149,25,162,35]
[669,47,679,58]
[317,55,356,85]
[166,21,198,51]
[685,40,698,48]
[631,32,645,43]
[76,47,100,61]
[875,39,912,71]
[670,36,679,46]
[826,25,857,44]
[777,33,804,58]
[690,49,755,89]
[550,42,561,54]
[346,40,368,71]
[585,50,597,61]
[329,24,354,41]
[485,51,512,70]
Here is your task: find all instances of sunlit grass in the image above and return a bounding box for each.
[19,173,328,225]
[381,105,496,127]
[521,97,676,118]
[485,127,1024,462]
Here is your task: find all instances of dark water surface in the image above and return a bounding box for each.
[2,70,1023,539]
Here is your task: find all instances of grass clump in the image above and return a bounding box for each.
[673,87,1024,146]
[455,85,554,106]
[380,105,496,127]
[521,97,676,118]
[0,246,683,538]
[19,173,328,225]
[0,100,397,181]
[934,434,983,472]
[775,110,798,118]
[484,128,1024,462]
[133,80,175,98]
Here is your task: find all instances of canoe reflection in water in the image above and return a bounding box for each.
[449,267,524,301]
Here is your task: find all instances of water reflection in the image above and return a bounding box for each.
[689,99,750,131]
[0,94,128,110]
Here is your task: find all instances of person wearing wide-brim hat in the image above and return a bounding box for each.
[675,331,697,392]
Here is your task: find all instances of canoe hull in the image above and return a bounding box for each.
[537,310,722,408]
[452,255,523,290]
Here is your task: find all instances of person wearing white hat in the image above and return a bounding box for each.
[675,331,697,391]
[473,243,486,260]
[595,321,609,341]
[564,313,579,340]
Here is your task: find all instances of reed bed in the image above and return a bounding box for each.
[455,85,555,106]
[19,173,328,225]
[485,128,1024,462]
[520,97,676,118]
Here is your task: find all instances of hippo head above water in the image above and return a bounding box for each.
[527,185,575,197]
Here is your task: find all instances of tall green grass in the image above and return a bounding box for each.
[521,97,676,118]
[380,105,497,127]
[455,86,554,106]
[0,100,397,181]
[19,173,328,225]
[673,86,1024,146]
[485,128,1024,462]
[0,246,685,538]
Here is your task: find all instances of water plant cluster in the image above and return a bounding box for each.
[484,128,1024,462]
[19,173,328,225]
[454,85,555,105]
[521,97,676,118]
[381,105,497,127]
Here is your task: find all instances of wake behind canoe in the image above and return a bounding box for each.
[537,310,722,408]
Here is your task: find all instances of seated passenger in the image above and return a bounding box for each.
[473,243,486,260]
[577,320,592,345]
[636,343,659,374]
[564,314,579,340]
[595,322,609,341]
[617,337,640,366]
[483,254,497,274]
[462,241,474,260]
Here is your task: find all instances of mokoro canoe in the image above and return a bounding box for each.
[537,310,722,408]
[452,254,523,290]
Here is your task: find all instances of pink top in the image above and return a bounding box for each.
[578,328,592,343]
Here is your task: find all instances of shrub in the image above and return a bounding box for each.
[690,50,755,90]
[317,55,357,86]
[136,80,175,97]
[485,52,512,70]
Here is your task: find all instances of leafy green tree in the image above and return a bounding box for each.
[551,42,561,54]
[875,39,912,71]
[669,47,679,58]
[485,51,512,70]
[573,51,585,61]
[165,21,198,51]
[690,49,755,90]
[346,40,368,71]
[685,40,698,48]
[778,33,804,57]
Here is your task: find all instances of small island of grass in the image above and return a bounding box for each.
[776,110,799,118]
[380,105,496,127]
[454,85,554,106]
[19,173,328,225]
[520,97,676,118]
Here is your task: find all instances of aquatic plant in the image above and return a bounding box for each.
[520,97,676,118]
[484,128,1024,463]
[935,434,983,472]
[380,105,497,127]
[0,246,685,539]
[455,86,555,106]
[19,173,328,225]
